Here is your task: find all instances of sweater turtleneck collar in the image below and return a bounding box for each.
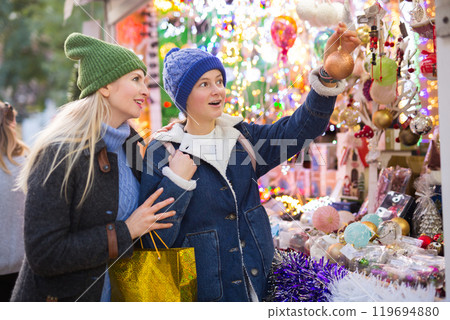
[101,122,130,153]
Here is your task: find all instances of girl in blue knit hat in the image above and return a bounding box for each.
[140,23,360,301]
[11,33,176,301]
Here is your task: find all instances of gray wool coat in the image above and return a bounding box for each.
[10,129,143,302]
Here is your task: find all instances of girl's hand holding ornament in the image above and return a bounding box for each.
[323,23,361,81]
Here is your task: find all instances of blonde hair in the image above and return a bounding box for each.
[0,102,28,174]
[17,92,111,207]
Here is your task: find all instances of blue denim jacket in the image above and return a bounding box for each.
[140,78,343,301]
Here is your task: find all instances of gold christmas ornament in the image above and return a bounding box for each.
[356,25,371,44]
[330,107,340,125]
[427,241,443,255]
[373,109,393,129]
[361,221,377,234]
[391,217,410,236]
[399,127,421,146]
[324,51,355,80]
[326,243,346,265]
[339,106,359,128]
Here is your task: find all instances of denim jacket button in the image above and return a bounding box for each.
[225,213,236,220]
[240,240,246,248]
[250,268,259,276]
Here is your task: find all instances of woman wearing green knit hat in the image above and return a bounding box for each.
[10,33,175,301]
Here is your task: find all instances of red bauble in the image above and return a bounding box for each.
[420,52,437,80]
[433,233,444,243]
[418,234,433,249]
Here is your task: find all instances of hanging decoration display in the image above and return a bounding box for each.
[270,15,297,63]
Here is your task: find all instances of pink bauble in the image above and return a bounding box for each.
[270,16,297,52]
[312,206,340,234]
[338,210,356,229]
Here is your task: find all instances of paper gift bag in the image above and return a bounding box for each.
[109,232,197,302]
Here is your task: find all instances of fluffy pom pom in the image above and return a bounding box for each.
[296,0,318,20]
[331,2,345,24]
[316,3,337,27]
[326,272,436,302]
[313,206,340,234]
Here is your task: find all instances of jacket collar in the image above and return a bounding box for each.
[152,113,244,144]
[152,113,244,176]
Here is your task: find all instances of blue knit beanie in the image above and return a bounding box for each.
[163,48,226,113]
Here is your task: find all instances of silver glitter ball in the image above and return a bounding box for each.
[410,114,433,135]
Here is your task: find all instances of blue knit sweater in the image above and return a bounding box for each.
[100,122,140,301]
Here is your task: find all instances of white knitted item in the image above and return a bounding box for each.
[308,66,346,97]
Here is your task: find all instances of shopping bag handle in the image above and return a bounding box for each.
[139,231,169,260]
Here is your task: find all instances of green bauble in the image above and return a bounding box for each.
[372,57,398,86]
[314,29,334,59]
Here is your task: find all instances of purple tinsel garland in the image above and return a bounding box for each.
[267,250,348,302]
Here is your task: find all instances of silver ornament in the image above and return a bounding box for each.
[410,114,433,135]
[377,220,402,245]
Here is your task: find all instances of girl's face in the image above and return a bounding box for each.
[101,69,149,128]
[185,69,226,123]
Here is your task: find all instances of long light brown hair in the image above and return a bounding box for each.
[16,92,111,207]
[0,101,28,174]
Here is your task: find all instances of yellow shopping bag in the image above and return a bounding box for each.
[109,231,197,302]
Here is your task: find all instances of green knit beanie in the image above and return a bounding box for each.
[64,33,147,99]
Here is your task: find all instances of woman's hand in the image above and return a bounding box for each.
[125,187,175,239]
[169,150,197,181]
[323,22,361,63]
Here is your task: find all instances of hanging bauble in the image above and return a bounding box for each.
[314,29,334,58]
[420,52,437,80]
[356,25,371,45]
[312,206,340,234]
[338,106,359,128]
[372,57,398,86]
[418,234,433,249]
[427,241,443,255]
[372,109,393,129]
[344,222,373,248]
[361,214,383,228]
[433,233,443,243]
[370,81,397,105]
[410,114,433,135]
[377,220,402,245]
[324,51,355,80]
[271,16,297,63]
[391,217,410,236]
[326,243,347,265]
[399,127,420,146]
[330,107,340,125]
